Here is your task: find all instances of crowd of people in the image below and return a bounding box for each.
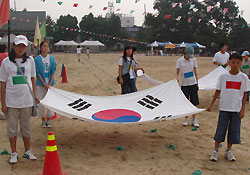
[0,35,250,164]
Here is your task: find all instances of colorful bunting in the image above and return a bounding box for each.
[103,7,108,10]
[189,4,195,10]
[57,1,63,5]
[73,3,78,7]
[172,3,178,8]
[116,0,121,3]
[207,6,212,13]
[223,8,228,15]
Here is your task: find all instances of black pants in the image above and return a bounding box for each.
[121,78,137,94]
[181,84,199,106]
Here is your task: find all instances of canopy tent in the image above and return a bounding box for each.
[54,40,79,53]
[80,40,105,47]
[54,40,79,46]
[0,34,33,44]
[178,42,206,48]
[80,40,105,53]
[41,80,204,124]
[147,41,173,47]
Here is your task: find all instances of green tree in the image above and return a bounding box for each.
[54,14,79,42]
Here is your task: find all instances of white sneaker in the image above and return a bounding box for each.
[192,118,200,128]
[210,150,219,162]
[10,152,18,164]
[41,121,47,128]
[23,149,37,160]
[46,121,52,128]
[225,150,236,161]
[183,118,189,126]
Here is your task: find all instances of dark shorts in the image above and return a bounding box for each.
[181,84,199,106]
[214,111,241,144]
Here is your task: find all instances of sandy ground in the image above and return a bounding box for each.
[0,53,250,175]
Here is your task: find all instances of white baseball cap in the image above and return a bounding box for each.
[14,35,28,46]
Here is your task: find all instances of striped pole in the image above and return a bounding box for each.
[43,132,63,175]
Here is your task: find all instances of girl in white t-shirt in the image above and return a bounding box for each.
[35,41,56,128]
[0,35,39,164]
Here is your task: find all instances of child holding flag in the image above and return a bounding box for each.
[176,46,200,127]
[35,41,56,128]
[207,53,250,162]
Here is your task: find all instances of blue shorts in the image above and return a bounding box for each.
[214,111,241,144]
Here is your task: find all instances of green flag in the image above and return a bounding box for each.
[40,21,46,40]
[116,0,121,3]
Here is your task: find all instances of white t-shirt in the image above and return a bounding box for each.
[41,55,50,84]
[77,48,81,54]
[176,56,198,86]
[216,71,250,112]
[119,57,135,79]
[213,51,230,67]
[86,49,90,54]
[0,57,36,108]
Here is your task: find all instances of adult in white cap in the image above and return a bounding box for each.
[176,46,200,127]
[213,43,230,69]
[0,35,39,164]
[240,51,250,103]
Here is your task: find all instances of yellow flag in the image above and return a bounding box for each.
[34,17,41,47]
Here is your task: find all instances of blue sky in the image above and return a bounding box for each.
[11,0,250,26]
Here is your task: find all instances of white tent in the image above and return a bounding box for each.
[80,40,105,47]
[54,40,79,46]
[41,80,204,124]
[0,34,33,44]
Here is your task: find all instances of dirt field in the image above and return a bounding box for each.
[0,53,249,175]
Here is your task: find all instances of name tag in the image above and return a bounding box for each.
[226,81,241,90]
[184,71,194,78]
[242,65,249,70]
[12,76,27,85]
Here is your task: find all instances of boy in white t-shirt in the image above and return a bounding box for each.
[176,46,200,127]
[213,43,230,68]
[207,53,250,162]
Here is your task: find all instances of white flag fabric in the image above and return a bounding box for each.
[41,80,204,124]
[198,66,228,90]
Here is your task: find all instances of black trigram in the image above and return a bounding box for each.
[137,95,163,110]
[68,98,92,111]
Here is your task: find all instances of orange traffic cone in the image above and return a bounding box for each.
[43,132,67,175]
[61,66,68,83]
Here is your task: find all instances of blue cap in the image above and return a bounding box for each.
[242,51,250,57]
[184,46,194,59]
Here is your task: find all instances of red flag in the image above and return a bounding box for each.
[73,3,78,7]
[0,0,10,28]
[103,7,108,10]
[167,15,171,19]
